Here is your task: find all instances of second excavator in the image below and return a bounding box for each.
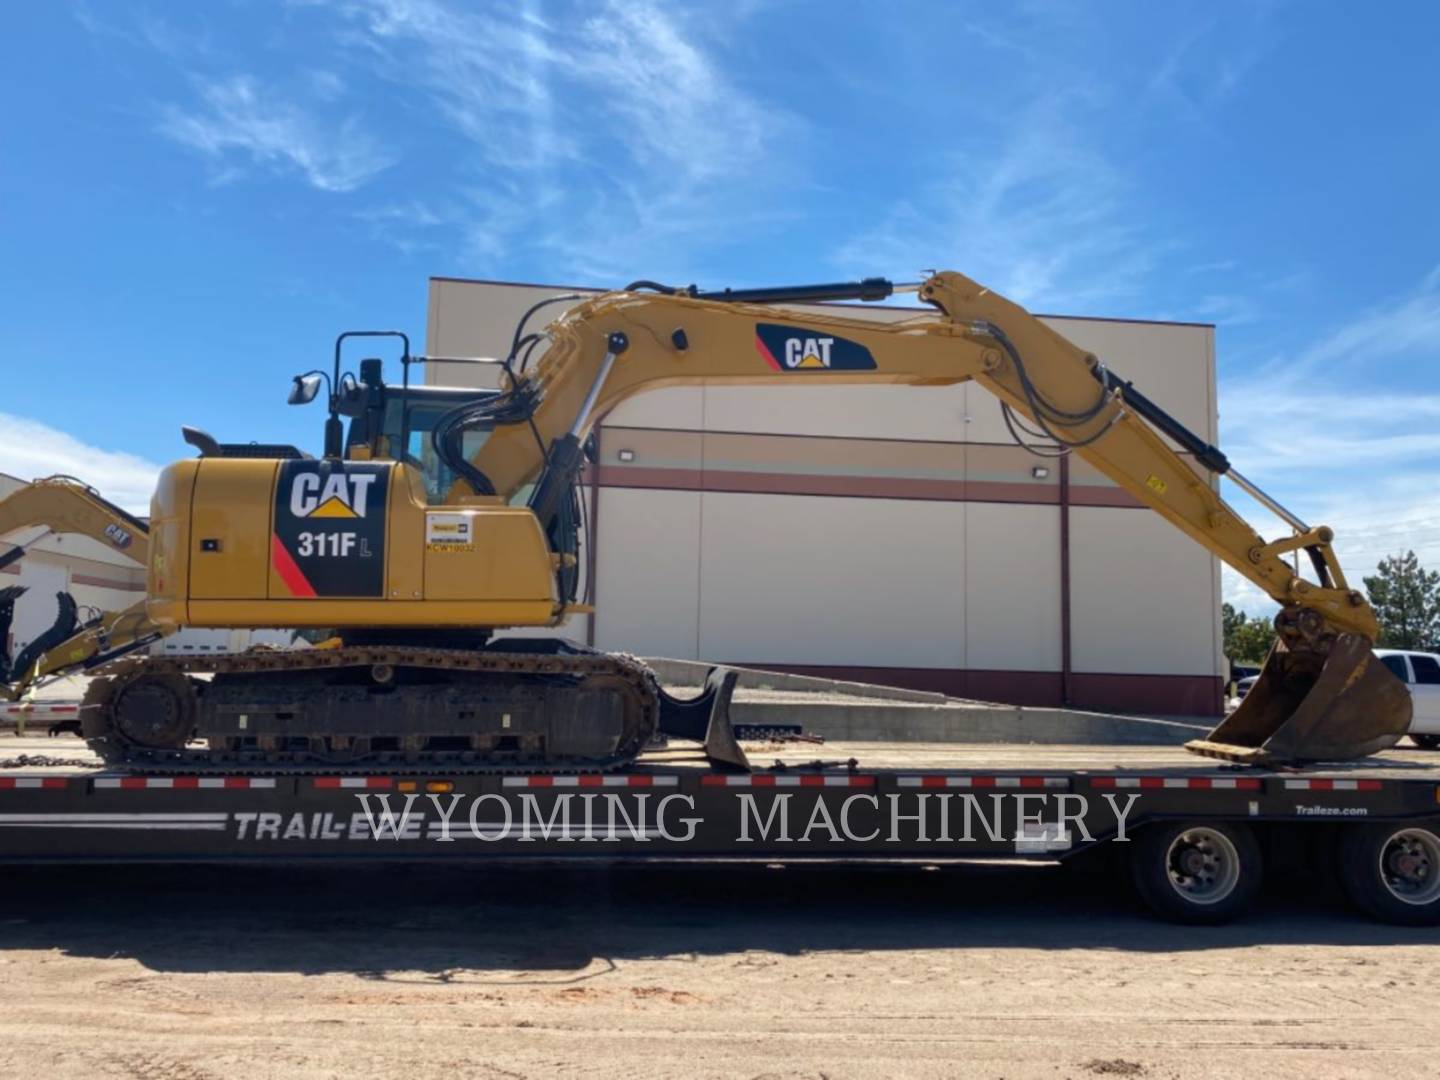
[1,270,1412,772]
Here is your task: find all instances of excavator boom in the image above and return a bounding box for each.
[438,270,1408,763]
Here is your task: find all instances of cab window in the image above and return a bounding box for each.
[386,400,492,505]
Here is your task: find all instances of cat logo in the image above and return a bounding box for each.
[289,472,378,519]
[785,337,834,369]
[754,322,877,372]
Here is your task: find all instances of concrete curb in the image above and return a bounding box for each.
[643,657,954,704]
[727,699,1208,746]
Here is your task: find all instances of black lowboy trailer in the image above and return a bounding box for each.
[4,739,1440,926]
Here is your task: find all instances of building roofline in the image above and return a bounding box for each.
[427,274,1217,330]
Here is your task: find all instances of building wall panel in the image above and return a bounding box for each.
[695,491,967,669]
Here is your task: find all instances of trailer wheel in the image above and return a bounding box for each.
[1129,821,1262,924]
[1338,823,1440,925]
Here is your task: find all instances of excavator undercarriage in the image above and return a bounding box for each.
[80,643,748,774]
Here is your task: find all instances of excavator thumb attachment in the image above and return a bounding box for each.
[1187,630,1412,765]
[1,590,80,696]
[655,666,751,771]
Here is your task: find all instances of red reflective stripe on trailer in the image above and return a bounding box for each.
[1019,776,1046,789]
[0,777,74,789]
[921,775,947,789]
[626,775,654,788]
[313,777,393,790]
[120,777,147,790]
[577,775,605,788]
[172,777,200,789]
[528,776,555,788]
[1285,777,1384,792]
[698,774,869,787]
[971,776,997,788]
[1092,775,1266,790]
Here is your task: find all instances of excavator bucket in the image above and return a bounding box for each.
[1187,632,1412,764]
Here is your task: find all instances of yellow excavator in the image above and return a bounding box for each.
[0,476,163,698]
[1,270,1411,772]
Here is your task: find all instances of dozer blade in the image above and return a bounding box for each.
[655,666,751,771]
[1187,632,1412,765]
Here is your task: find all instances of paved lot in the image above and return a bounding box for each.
[2,860,1437,1079]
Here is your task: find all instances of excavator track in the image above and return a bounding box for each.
[80,645,663,775]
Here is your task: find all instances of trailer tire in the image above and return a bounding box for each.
[1129,821,1262,924]
[1338,823,1440,925]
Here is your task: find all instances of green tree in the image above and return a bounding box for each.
[1364,550,1440,649]
[1222,601,1276,665]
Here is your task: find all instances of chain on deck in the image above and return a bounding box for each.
[80,646,664,776]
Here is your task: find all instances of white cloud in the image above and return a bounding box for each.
[0,415,162,514]
[307,0,791,276]
[158,75,394,193]
[1221,565,1278,618]
[1215,268,1440,598]
[830,94,1159,313]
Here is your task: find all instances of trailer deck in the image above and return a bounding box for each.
[7,732,1440,777]
[6,731,1440,924]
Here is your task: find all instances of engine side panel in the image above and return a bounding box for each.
[147,458,560,630]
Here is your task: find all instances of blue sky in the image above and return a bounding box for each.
[3,2,1438,611]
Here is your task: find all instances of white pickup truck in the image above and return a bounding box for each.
[1375,649,1440,749]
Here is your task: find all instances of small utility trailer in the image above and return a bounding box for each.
[3,737,1439,926]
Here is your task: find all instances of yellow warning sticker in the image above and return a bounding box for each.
[1146,475,1168,494]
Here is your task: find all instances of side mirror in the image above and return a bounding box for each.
[288,372,324,406]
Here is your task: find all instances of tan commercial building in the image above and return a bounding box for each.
[425,278,1224,716]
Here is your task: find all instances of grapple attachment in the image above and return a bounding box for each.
[1187,610,1412,765]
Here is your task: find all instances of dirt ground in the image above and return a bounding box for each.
[2,860,1437,1079]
